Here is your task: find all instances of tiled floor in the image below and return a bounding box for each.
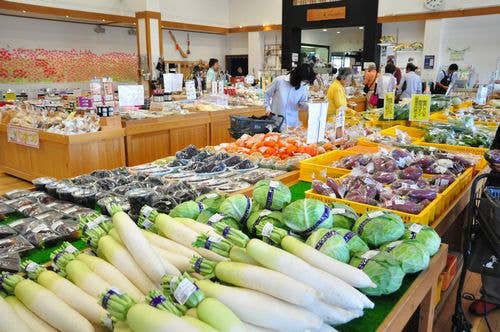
[0,171,498,331]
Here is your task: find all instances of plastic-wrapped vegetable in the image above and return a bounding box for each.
[312,180,336,197]
[0,235,34,256]
[352,211,405,247]
[252,180,291,211]
[399,166,423,181]
[485,149,500,165]
[385,199,424,214]
[349,250,405,296]
[330,202,358,229]
[380,240,430,273]
[306,229,350,263]
[197,210,240,230]
[32,177,57,191]
[218,194,253,224]
[3,189,31,200]
[246,210,285,236]
[373,157,397,172]
[401,223,441,256]
[169,200,205,219]
[282,199,333,235]
[325,178,342,198]
[373,172,397,184]
[431,174,456,192]
[195,192,227,211]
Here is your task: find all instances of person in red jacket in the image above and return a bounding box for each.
[387,56,402,87]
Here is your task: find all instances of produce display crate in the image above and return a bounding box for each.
[379,125,426,140]
[414,140,488,171]
[299,150,356,182]
[305,188,439,225]
[367,119,409,129]
[345,145,381,154]
[441,253,459,292]
[433,168,473,217]
[434,274,444,308]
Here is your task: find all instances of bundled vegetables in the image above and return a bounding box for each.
[401,223,441,256]
[252,180,292,211]
[380,240,430,273]
[283,199,333,235]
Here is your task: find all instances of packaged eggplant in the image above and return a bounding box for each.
[49,217,79,239]
[62,205,94,219]
[20,220,61,248]
[91,169,113,178]
[71,175,97,185]
[0,235,34,255]
[4,197,34,210]
[111,167,130,176]
[3,189,32,200]
[56,185,80,202]
[0,225,17,239]
[32,177,57,191]
[126,188,155,217]
[151,195,177,214]
[114,183,144,196]
[96,178,117,191]
[18,203,52,217]
[45,201,75,213]
[0,203,16,220]
[26,191,56,204]
[33,210,65,223]
[0,253,21,272]
[45,180,73,197]
[8,218,38,233]
[72,188,98,208]
[97,196,130,215]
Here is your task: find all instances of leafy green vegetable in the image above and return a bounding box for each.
[380,240,430,273]
[349,250,405,296]
[252,180,291,211]
[282,199,333,234]
[195,192,227,211]
[379,103,409,121]
[218,194,253,224]
[196,209,241,230]
[352,211,405,247]
[306,229,350,263]
[246,210,286,236]
[330,202,358,230]
[401,223,441,256]
[169,200,204,219]
[332,227,370,256]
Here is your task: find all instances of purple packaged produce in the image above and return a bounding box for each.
[399,166,423,181]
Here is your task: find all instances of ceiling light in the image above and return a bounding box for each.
[322,29,327,32]
[22,10,26,13]
[102,19,106,22]
[262,24,266,27]
[359,26,364,30]
[336,31,340,34]
[239,25,242,28]
[65,15,69,18]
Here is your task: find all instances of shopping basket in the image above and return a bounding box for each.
[229,114,284,139]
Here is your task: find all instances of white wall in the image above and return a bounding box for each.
[226,33,248,55]
[228,0,282,26]
[440,14,500,83]
[162,29,226,64]
[382,21,425,43]
[160,0,229,27]
[6,0,141,16]
[301,27,364,53]
[378,0,500,16]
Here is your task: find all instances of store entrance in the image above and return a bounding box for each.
[300,26,365,75]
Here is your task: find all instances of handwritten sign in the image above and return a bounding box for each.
[306,102,328,144]
[185,80,197,101]
[5,92,16,101]
[118,85,144,107]
[307,6,346,22]
[409,94,431,122]
[7,125,39,148]
[383,92,395,120]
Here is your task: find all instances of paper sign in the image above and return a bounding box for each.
[211,81,218,96]
[185,80,197,101]
[77,96,93,109]
[5,92,16,101]
[409,94,431,122]
[383,92,395,120]
[7,125,39,148]
[306,102,328,144]
[118,85,144,107]
[334,106,346,139]
[164,73,183,93]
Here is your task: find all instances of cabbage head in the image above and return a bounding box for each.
[349,250,405,296]
[306,229,350,263]
[195,192,227,211]
[380,240,430,273]
[401,223,441,256]
[253,180,291,211]
[246,209,286,235]
[352,211,405,247]
[330,202,358,230]
[196,209,240,230]
[332,227,370,256]
[218,194,253,224]
[283,199,333,235]
[169,200,204,219]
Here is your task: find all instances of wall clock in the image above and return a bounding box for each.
[424,0,444,11]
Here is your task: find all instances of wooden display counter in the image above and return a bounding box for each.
[0,124,126,181]
[123,112,211,166]
[349,95,367,112]
[207,106,266,145]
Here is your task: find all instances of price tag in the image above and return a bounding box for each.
[211,81,218,96]
[331,208,346,215]
[383,92,395,120]
[5,91,16,101]
[361,250,380,260]
[261,222,274,237]
[409,94,431,122]
[409,223,423,234]
[173,278,197,305]
[185,80,197,101]
[7,125,40,148]
[367,210,385,219]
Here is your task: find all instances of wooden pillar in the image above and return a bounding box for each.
[135,10,163,95]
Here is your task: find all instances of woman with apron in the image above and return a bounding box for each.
[434,63,458,94]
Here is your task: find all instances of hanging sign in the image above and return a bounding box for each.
[306,6,346,21]
[383,92,395,120]
[7,125,39,148]
[306,102,328,144]
[409,94,431,122]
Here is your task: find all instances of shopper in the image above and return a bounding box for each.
[375,63,397,108]
[434,63,459,94]
[387,56,402,87]
[264,63,316,129]
[326,67,352,120]
[363,63,377,94]
[398,63,422,99]
[206,58,220,88]
[469,125,500,316]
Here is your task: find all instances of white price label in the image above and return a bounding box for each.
[32,223,50,233]
[331,208,346,214]
[387,240,403,249]
[50,220,64,230]
[208,235,223,243]
[173,278,197,305]
[261,222,274,237]
[25,262,39,273]
[141,219,154,230]
[141,206,154,219]
[259,210,272,217]
[269,181,280,188]
[409,223,423,234]
[206,193,218,199]
[361,250,380,260]
[367,210,385,219]
[208,214,225,224]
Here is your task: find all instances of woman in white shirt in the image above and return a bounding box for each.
[398,63,422,99]
[376,62,397,108]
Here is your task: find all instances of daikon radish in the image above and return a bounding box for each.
[1,273,93,332]
[145,290,185,316]
[0,295,32,332]
[195,279,323,332]
[110,204,168,283]
[21,260,110,326]
[243,322,277,332]
[228,246,260,265]
[181,316,218,332]
[154,246,191,272]
[174,217,219,236]
[113,321,133,332]
[4,295,56,332]
[142,230,198,258]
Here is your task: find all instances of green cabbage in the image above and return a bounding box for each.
[252,180,291,211]
[283,199,333,234]
[246,210,286,235]
[218,194,253,224]
[352,211,405,247]
[195,192,227,211]
[349,250,405,296]
[306,229,350,263]
[330,202,358,230]
[401,223,441,256]
[380,240,430,273]
[196,209,240,230]
[169,201,204,219]
[332,227,370,256]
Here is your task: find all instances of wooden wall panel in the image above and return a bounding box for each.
[170,124,210,153]
[125,131,170,166]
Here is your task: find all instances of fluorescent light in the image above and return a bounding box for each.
[336,31,340,34]
[65,15,69,18]
[102,19,106,22]
[239,25,242,28]
[322,29,327,32]
[359,26,364,30]
[22,10,26,13]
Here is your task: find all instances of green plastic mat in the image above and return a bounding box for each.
[289,181,419,332]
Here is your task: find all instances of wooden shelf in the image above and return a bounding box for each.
[434,254,464,319]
